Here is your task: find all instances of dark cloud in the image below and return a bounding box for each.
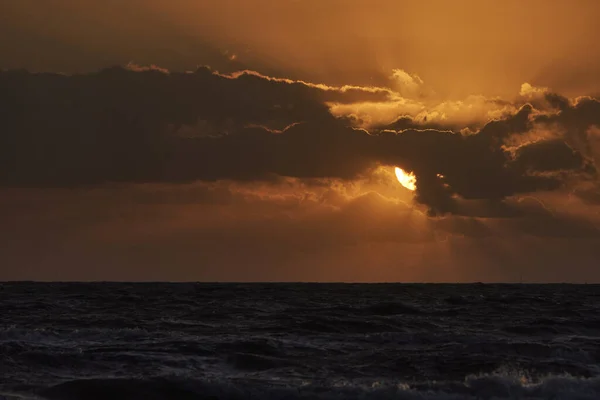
[545,93,571,112]
[534,96,600,157]
[511,139,587,173]
[377,116,455,132]
[2,67,600,217]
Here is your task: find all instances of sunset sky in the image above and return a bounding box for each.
[2,0,600,282]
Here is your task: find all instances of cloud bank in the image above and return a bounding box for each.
[2,66,599,215]
[2,65,600,281]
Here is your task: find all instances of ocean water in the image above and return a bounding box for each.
[1,283,600,400]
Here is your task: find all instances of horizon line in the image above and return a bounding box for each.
[0,280,596,285]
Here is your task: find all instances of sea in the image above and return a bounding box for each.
[1,283,600,400]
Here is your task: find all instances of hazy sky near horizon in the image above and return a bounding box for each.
[2,1,600,282]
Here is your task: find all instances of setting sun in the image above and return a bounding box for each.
[394,167,417,191]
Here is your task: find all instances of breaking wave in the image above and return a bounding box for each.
[36,374,600,400]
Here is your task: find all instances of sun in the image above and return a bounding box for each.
[395,167,417,191]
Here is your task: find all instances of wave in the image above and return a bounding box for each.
[362,301,425,316]
[37,373,600,400]
[5,283,600,399]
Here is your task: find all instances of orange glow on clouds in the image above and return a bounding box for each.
[395,167,417,191]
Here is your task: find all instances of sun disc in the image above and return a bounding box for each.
[395,167,417,191]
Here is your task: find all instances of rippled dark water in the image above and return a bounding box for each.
[2,283,600,399]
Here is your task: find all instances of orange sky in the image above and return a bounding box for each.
[2,1,600,282]
[2,0,600,97]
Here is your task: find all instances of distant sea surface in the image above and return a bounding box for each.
[2,283,600,400]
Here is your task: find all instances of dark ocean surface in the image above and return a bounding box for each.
[1,283,600,399]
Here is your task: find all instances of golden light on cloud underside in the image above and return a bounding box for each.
[395,167,417,191]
